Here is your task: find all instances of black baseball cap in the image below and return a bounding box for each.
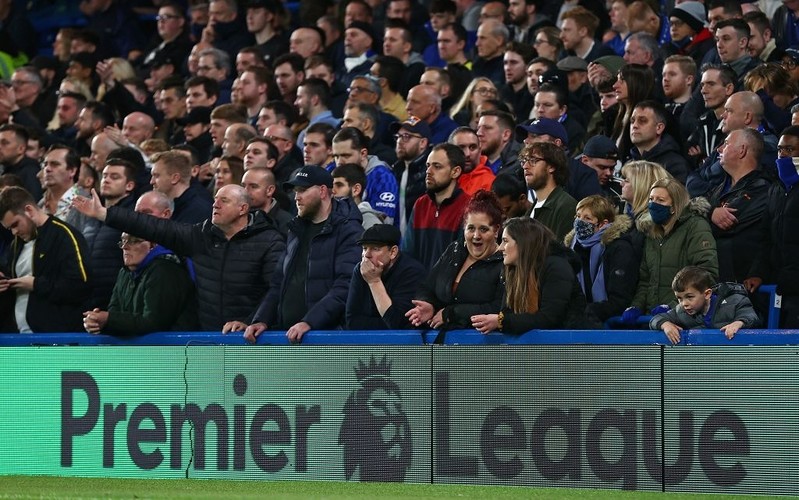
[356,224,401,246]
[283,165,334,190]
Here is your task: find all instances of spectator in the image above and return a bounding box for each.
[332,127,399,225]
[337,21,376,88]
[382,20,426,97]
[82,229,197,335]
[0,124,43,201]
[80,0,144,59]
[139,3,192,73]
[531,82,586,154]
[618,159,672,224]
[564,195,638,323]
[273,53,305,107]
[240,165,291,237]
[491,173,531,220]
[533,26,563,63]
[295,78,341,148]
[185,76,220,113]
[449,126,494,196]
[714,19,759,84]
[332,163,385,228]
[436,23,472,69]
[238,67,277,127]
[473,19,508,83]
[406,84,459,144]
[198,0,255,62]
[623,178,718,321]
[471,216,588,333]
[519,141,576,241]
[370,56,409,122]
[50,91,86,148]
[246,0,289,67]
[500,42,536,122]
[342,102,396,164]
[212,155,244,195]
[744,63,799,136]
[628,100,690,183]
[401,143,470,271]
[197,48,233,104]
[605,0,630,57]
[301,122,336,171]
[256,100,297,136]
[579,135,622,205]
[305,55,347,118]
[221,123,256,159]
[0,186,91,332]
[11,66,52,130]
[289,27,325,59]
[450,77,498,128]
[346,75,400,147]
[743,11,777,62]
[476,109,520,175]
[508,0,551,45]
[150,150,213,224]
[264,123,302,188]
[709,128,771,283]
[407,189,504,330]
[224,166,362,343]
[74,183,286,332]
[666,2,714,66]
[685,64,735,169]
[560,7,615,62]
[611,64,654,164]
[38,144,90,234]
[651,266,758,344]
[661,55,696,139]
[391,116,432,233]
[346,223,427,329]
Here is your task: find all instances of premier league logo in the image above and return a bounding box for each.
[339,356,412,482]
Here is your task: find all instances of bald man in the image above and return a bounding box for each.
[405,85,458,143]
[73,183,286,331]
[122,112,156,147]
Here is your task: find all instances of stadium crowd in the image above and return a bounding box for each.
[0,0,797,343]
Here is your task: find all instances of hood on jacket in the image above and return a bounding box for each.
[636,196,710,236]
[564,213,633,247]
[365,155,390,175]
[631,133,682,161]
[713,281,748,300]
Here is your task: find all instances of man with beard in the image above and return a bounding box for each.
[223,166,363,344]
[0,124,43,201]
[449,126,494,196]
[401,143,470,271]
[520,141,576,241]
[507,0,552,45]
[662,55,696,140]
[476,110,520,175]
[391,117,432,234]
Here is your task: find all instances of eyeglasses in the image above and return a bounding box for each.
[10,80,35,87]
[520,155,546,165]
[197,65,214,73]
[782,59,798,70]
[266,135,291,144]
[156,14,181,21]
[118,237,146,248]
[778,145,796,155]
[533,39,550,46]
[347,86,375,95]
[394,132,422,142]
[473,87,496,96]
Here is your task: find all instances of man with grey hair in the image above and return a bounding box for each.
[197,47,233,104]
[11,66,51,129]
[405,85,458,143]
[473,19,508,83]
[345,75,400,148]
[72,182,286,332]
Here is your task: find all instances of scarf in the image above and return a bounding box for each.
[573,226,608,303]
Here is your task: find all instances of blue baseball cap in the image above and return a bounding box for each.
[516,118,568,146]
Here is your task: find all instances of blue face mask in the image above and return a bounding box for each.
[648,201,673,225]
[573,218,596,240]
[777,157,799,188]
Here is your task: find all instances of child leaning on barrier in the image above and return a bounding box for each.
[650,266,760,345]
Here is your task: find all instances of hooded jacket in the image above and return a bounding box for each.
[629,134,690,183]
[564,214,641,322]
[650,282,760,331]
[364,155,399,225]
[105,246,198,335]
[254,197,363,330]
[632,197,718,311]
[500,243,591,334]
[105,208,285,331]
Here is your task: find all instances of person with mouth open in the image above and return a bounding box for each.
[406,189,504,333]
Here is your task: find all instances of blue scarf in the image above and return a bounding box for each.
[572,226,608,302]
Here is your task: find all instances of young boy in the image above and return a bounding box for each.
[650,266,760,344]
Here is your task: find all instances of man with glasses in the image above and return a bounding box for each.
[263,123,303,188]
[391,117,432,232]
[519,141,576,241]
[347,75,401,148]
[139,3,191,75]
[10,66,50,130]
[780,49,799,83]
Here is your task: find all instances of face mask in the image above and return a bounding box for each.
[777,156,799,188]
[648,201,673,225]
[573,218,596,240]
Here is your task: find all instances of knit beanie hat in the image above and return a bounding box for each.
[670,2,706,34]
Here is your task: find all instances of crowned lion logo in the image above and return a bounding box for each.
[339,356,412,481]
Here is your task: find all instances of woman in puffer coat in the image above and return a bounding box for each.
[564,195,640,323]
[624,178,718,320]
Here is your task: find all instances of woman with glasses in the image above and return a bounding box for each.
[532,26,563,62]
[470,217,589,334]
[450,77,498,127]
[83,232,197,335]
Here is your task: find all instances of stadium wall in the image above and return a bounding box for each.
[0,332,797,495]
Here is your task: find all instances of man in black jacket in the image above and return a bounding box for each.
[0,186,91,332]
[72,184,286,331]
[345,224,426,329]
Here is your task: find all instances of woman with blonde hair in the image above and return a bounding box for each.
[450,77,498,127]
[622,177,718,322]
[619,160,672,220]
[471,217,588,334]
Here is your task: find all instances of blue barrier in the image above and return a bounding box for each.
[3,328,799,346]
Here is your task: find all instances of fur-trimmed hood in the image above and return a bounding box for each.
[636,196,710,237]
[564,213,634,247]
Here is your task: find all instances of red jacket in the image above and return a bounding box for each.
[458,155,496,196]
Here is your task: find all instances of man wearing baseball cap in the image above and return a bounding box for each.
[345,224,426,329]
[225,165,363,344]
[581,135,622,205]
[516,118,602,202]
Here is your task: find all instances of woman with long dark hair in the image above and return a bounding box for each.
[471,217,588,334]
[611,64,654,157]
